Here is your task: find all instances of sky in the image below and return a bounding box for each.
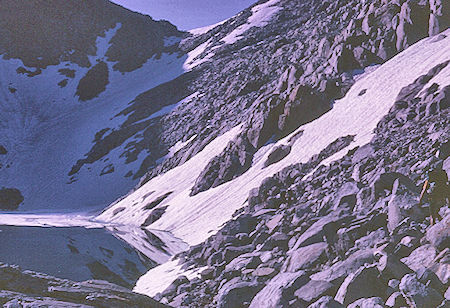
[110,0,258,30]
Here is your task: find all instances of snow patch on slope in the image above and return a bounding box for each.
[221,0,281,45]
[183,0,281,70]
[189,20,227,36]
[134,258,206,297]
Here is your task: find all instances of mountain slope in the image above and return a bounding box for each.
[130,30,450,301]
[0,0,187,212]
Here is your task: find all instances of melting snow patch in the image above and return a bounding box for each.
[221,0,281,45]
[134,258,205,297]
[189,19,228,36]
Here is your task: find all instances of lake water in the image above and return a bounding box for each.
[0,225,180,288]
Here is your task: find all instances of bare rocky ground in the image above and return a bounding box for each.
[0,263,168,308]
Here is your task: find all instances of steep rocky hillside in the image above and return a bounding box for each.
[96,0,449,307]
[0,0,449,307]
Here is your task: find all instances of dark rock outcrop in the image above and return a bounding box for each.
[0,188,24,210]
[0,263,167,308]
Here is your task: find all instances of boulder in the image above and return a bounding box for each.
[334,265,385,306]
[294,280,336,304]
[190,134,255,195]
[225,254,261,272]
[371,172,417,199]
[215,277,264,308]
[0,145,7,155]
[387,178,422,232]
[395,0,429,51]
[284,242,328,272]
[332,181,359,211]
[311,249,376,284]
[308,296,344,308]
[399,273,443,308]
[385,291,407,307]
[264,145,291,168]
[377,254,413,281]
[429,0,450,36]
[426,214,450,251]
[401,244,437,272]
[252,267,277,278]
[347,297,384,308]
[249,271,310,308]
[279,85,330,136]
[261,232,289,251]
[416,268,446,294]
[0,264,167,308]
[429,248,450,284]
[292,213,351,250]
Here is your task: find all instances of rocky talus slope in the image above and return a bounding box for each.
[101,0,449,306]
[152,63,450,307]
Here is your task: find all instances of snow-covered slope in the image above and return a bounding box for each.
[114,30,450,296]
[0,11,188,212]
[100,30,450,246]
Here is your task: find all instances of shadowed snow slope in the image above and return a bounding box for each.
[101,31,450,296]
[0,22,187,212]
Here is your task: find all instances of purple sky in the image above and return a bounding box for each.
[110,0,258,30]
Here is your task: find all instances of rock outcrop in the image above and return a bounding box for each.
[0,264,167,308]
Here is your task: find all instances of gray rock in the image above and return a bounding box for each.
[387,178,422,232]
[215,277,263,308]
[225,254,261,272]
[249,271,310,308]
[0,264,167,308]
[396,0,429,51]
[294,280,336,304]
[429,248,450,284]
[190,134,256,195]
[386,291,407,307]
[332,181,359,211]
[292,213,351,250]
[426,214,450,251]
[252,267,277,278]
[416,268,446,294]
[279,85,330,135]
[401,244,437,272]
[334,265,385,306]
[399,273,443,308]
[377,254,413,281]
[285,242,328,272]
[429,0,450,36]
[347,297,384,308]
[264,145,291,168]
[307,296,344,308]
[260,232,289,251]
[311,249,376,284]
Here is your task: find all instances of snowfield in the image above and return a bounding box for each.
[183,0,281,70]
[0,24,188,212]
[117,30,450,296]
